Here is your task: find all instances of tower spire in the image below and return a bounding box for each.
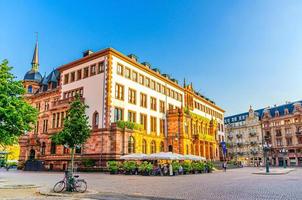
[31,32,39,72]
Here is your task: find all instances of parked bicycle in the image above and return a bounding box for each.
[53,171,87,193]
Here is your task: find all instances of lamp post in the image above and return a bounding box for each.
[263,142,271,173]
[279,147,288,168]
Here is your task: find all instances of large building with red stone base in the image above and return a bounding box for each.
[19,41,225,170]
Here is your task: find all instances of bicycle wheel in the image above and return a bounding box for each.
[53,181,65,193]
[74,180,87,193]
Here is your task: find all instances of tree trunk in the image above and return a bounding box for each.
[71,147,75,173]
[66,147,75,192]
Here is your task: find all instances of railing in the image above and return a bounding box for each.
[249,132,256,137]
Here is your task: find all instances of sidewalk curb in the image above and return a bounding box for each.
[38,188,98,197]
[252,168,295,175]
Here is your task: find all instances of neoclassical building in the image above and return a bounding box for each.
[224,106,263,166]
[19,41,225,170]
[225,101,302,167]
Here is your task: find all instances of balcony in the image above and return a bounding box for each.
[296,132,302,137]
[250,141,257,146]
[249,132,256,137]
[237,142,244,147]
[52,97,85,109]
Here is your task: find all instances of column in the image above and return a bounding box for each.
[203,141,206,157]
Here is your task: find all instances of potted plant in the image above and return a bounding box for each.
[191,162,199,174]
[107,161,118,174]
[206,161,214,173]
[123,161,137,175]
[197,162,205,173]
[138,161,153,176]
[172,161,181,175]
[182,161,192,174]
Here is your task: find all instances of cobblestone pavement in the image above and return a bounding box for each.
[1,167,302,200]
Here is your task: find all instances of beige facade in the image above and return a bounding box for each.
[225,107,263,166]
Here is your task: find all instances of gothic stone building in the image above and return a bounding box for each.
[225,101,302,167]
[19,42,225,170]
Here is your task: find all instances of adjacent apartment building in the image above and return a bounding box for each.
[19,41,225,170]
[225,101,302,167]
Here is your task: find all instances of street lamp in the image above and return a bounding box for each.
[279,147,288,169]
[263,142,271,173]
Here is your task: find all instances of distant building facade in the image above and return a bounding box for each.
[19,41,225,170]
[224,106,263,166]
[225,101,302,167]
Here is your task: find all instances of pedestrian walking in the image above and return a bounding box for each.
[223,161,227,172]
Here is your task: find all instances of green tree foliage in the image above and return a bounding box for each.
[51,94,91,175]
[0,60,37,146]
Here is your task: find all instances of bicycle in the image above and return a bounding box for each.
[53,171,87,193]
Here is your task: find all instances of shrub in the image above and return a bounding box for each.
[191,162,200,172]
[172,161,181,173]
[117,121,143,131]
[123,161,137,174]
[182,161,192,174]
[82,158,95,167]
[206,161,214,173]
[138,161,153,175]
[107,161,118,174]
[197,162,205,172]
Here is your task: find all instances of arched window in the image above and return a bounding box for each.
[160,141,164,152]
[50,142,56,154]
[92,111,99,128]
[128,136,135,153]
[28,85,33,93]
[142,139,147,154]
[41,142,46,155]
[151,140,156,153]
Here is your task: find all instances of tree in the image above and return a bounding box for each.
[51,94,91,175]
[0,60,37,147]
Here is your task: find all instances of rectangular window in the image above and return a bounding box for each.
[140,93,147,108]
[166,88,170,96]
[128,88,136,104]
[150,97,157,111]
[70,72,75,82]
[98,61,105,73]
[114,107,123,122]
[145,77,150,87]
[117,64,123,75]
[150,80,155,90]
[161,85,165,94]
[52,113,56,128]
[160,100,165,113]
[90,64,96,76]
[115,83,124,100]
[77,69,82,80]
[64,74,69,84]
[125,67,131,79]
[56,113,60,128]
[132,71,138,82]
[43,119,48,133]
[150,116,157,133]
[140,113,147,130]
[156,83,161,92]
[168,104,174,110]
[83,67,89,78]
[35,121,39,134]
[128,110,136,123]
[160,119,165,134]
[139,74,144,85]
[44,101,49,111]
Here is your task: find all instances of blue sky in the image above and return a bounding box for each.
[1,0,302,116]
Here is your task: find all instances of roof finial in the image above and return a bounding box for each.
[183,78,186,87]
[31,32,39,72]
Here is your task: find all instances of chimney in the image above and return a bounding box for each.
[128,54,138,62]
[83,50,94,57]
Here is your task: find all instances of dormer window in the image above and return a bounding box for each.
[284,108,289,115]
[28,85,33,93]
[275,110,279,117]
